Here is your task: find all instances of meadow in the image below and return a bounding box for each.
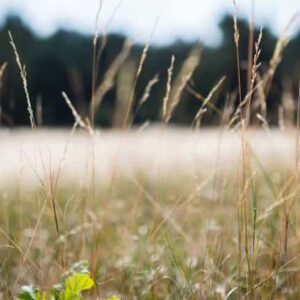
[1,3,300,300]
[1,126,300,299]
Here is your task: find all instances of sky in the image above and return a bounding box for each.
[0,0,299,46]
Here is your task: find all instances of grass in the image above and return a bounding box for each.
[1,1,300,299]
[1,164,300,298]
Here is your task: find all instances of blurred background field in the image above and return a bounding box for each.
[0,127,297,187]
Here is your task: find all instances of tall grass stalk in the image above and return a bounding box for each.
[9,31,35,128]
[122,20,159,128]
[91,0,103,126]
[162,55,175,122]
[247,0,255,95]
[165,47,201,123]
[232,1,244,292]
[193,76,226,128]
[91,40,133,120]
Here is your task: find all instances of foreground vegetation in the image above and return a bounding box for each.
[1,159,300,299]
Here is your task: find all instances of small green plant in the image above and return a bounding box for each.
[17,261,121,299]
[17,261,95,300]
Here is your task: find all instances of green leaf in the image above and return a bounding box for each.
[59,289,80,300]
[50,283,63,298]
[17,286,38,300]
[60,273,95,299]
[36,292,48,300]
[106,296,121,300]
[65,273,95,292]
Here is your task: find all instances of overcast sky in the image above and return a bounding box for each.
[0,0,299,45]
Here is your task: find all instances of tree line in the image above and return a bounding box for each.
[0,15,299,127]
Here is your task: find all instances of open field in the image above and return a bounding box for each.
[0,127,297,185]
[1,127,300,299]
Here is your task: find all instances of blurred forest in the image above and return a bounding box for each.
[0,15,299,127]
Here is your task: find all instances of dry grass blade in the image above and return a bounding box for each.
[137,73,159,111]
[162,55,175,122]
[136,17,159,80]
[91,40,133,118]
[93,0,103,48]
[247,0,255,94]
[0,229,43,276]
[228,80,264,129]
[91,0,103,126]
[94,2,122,93]
[164,46,202,123]
[91,1,122,126]
[233,0,240,47]
[233,0,242,108]
[9,31,35,128]
[253,73,267,119]
[257,192,298,223]
[62,92,94,135]
[193,76,226,128]
[243,255,300,297]
[245,27,263,124]
[263,36,289,98]
[251,29,263,86]
[127,70,158,124]
[122,21,158,128]
[262,13,300,99]
[136,43,150,80]
[186,84,205,101]
[256,113,269,131]
[186,84,222,117]
[0,62,7,82]
[113,59,136,127]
